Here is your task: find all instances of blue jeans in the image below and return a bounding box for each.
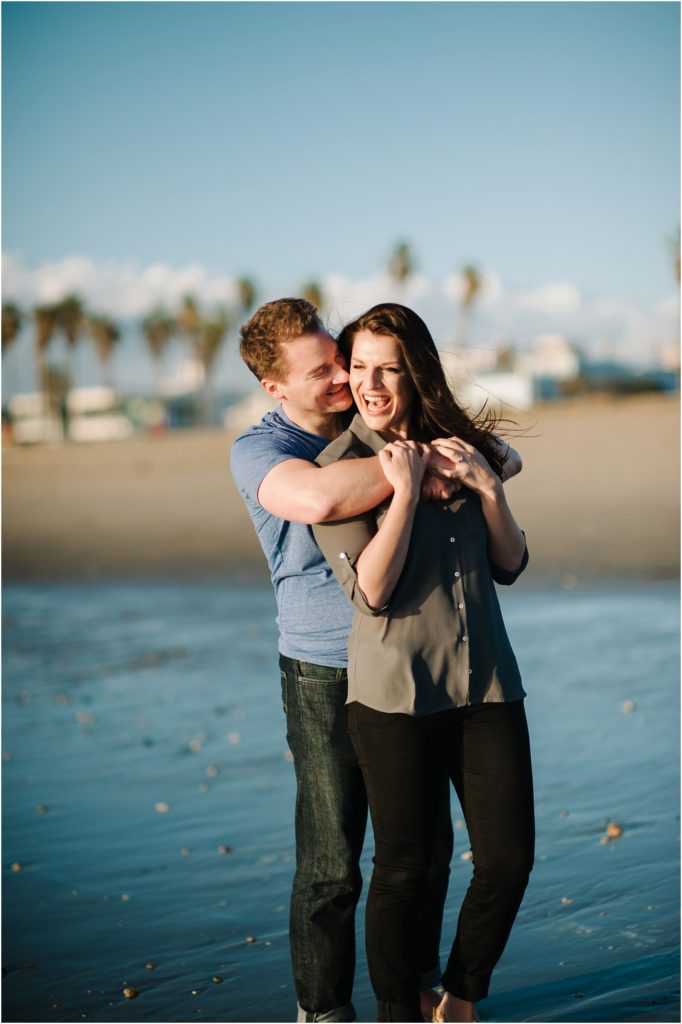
[280,655,453,1022]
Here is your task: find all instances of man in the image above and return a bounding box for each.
[231,298,521,1023]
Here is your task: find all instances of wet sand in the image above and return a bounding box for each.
[3,578,679,1022]
[3,393,680,581]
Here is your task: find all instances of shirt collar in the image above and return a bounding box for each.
[348,412,389,454]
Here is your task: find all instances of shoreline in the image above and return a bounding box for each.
[3,392,679,582]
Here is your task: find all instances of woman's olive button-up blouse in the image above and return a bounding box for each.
[313,414,528,717]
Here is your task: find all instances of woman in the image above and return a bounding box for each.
[312,304,534,1024]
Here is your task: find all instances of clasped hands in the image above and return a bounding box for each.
[421,437,500,502]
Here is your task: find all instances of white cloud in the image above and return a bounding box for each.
[515,282,581,315]
[321,271,431,331]
[2,252,239,317]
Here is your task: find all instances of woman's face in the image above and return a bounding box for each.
[349,330,415,438]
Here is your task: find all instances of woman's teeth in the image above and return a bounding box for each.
[364,396,390,411]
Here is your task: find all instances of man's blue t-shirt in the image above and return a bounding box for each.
[230,406,354,668]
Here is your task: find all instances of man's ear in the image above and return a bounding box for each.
[261,377,285,400]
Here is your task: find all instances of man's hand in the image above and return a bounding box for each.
[420,473,455,502]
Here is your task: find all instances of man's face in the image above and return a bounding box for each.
[266,332,352,416]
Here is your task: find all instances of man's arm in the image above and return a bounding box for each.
[257,456,394,524]
[258,438,521,525]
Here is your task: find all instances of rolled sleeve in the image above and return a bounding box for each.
[490,534,529,586]
[313,517,388,616]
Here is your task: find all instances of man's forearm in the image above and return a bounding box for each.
[315,457,394,522]
[257,455,394,524]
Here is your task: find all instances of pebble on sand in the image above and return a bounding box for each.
[10,862,23,872]
[560,897,573,905]
[227,732,241,744]
[75,712,95,725]
[212,975,223,984]
[180,847,192,856]
[600,822,624,844]
[35,805,48,814]
[218,844,233,855]
[155,802,170,814]
[206,765,219,778]
[122,987,139,1000]
[246,936,257,943]
[621,700,636,715]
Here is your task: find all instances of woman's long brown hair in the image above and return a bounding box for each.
[337,303,509,478]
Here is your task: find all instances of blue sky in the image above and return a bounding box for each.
[2,2,680,392]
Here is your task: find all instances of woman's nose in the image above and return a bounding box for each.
[333,365,350,385]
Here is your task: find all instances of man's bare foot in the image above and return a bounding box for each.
[432,991,480,1023]
[419,987,443,1022]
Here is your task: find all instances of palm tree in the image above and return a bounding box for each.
[141,308,175,397]
[33,303,58,403]
[177,294,202,343]
[54,295,84,385]
[388,242,415,288]
[457,264,482,346]
[2,302,22,355]
[236,277,257,318]
[176,294,205,422]
[88,315,120,388]
[195,308,229,425]
[300,280,324,312]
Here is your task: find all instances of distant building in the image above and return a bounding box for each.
[440,333,583,411]
[518,334,582,380]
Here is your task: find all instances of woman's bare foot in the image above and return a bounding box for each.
[432,991,480,1023]
[419,987,443,1022]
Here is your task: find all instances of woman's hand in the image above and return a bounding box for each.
[378,440,430,501]
[433,438,526,574]
[430,436,501,500]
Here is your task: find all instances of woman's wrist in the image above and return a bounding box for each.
[478,476,505,505]
[391,483,421,507]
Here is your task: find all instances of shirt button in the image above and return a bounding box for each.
[469,669,473,675]
[462,635,468,643]
[458,602,464,609]
[450,537,455,543]
[339,553,346,560]
[454,571,460,578]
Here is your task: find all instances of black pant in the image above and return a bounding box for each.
[348,700,534,1020]
[279,655,454,1019]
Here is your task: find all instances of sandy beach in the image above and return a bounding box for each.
[3,393,680,1023]
[2,393,680,581]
